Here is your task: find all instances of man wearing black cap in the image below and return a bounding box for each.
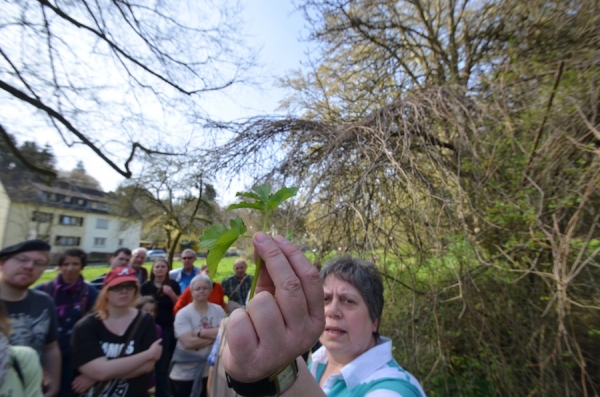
[0,239,61,397]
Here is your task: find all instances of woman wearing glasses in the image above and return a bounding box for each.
[170,274,224,397]
[69,267,163,397]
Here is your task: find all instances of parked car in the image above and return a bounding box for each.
[146,249,167,261]
[225,248,244,257]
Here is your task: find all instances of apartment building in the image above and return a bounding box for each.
[0,169,141,261]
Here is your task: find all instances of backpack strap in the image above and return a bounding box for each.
[11,353,25,388]
[118,310,145,358]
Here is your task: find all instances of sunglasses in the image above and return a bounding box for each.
[181,257,195,260]
[108,283,137,292]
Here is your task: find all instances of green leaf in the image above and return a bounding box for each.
[228,217,247,234]
[227,201,265,212]
[285,229,294,241]
[204,217,247,276]
[235,191,263,202]
[208,184,298,303]
[252,184,272,202]
[267,186,299,210]
[198,224,228,249]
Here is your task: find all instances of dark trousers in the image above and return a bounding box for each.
[155,326,175,397]
[58,351,72,397]
[171,377,207,397]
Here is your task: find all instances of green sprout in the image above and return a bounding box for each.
[199,183,299,301]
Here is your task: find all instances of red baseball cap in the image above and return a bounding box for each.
[103,266,139,288]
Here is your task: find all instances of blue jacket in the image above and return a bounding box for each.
[169,266,201,291]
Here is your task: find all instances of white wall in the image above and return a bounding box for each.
[0,182,12,247]
[82,214,141,253]
[0,200,141,254]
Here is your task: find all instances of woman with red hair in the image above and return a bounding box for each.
[70,267,162,397]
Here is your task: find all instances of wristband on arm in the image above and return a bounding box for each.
[226,359,299,397]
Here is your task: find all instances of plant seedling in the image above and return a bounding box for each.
[199,183,299,300]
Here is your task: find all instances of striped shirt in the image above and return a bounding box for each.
[308,337,426,397]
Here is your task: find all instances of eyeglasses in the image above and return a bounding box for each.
[108,283,137,292]
[11,255,47,268]
[182,257,195,260]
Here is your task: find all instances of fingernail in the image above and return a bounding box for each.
[274,235,288,245]
[255,232,270,244]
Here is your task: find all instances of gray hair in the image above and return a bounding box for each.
[132,247,148,256]
[233,259,247,267]
[190,274,212,291]
[320,257,384,338]
[181,249,196,258]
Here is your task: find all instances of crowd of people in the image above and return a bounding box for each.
[0,235,426,397]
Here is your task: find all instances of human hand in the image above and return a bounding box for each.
[147,338,163,361]
[71,374,96,394]
[162,285,175,297]
[42,373,59,397]
[222,232,325,382]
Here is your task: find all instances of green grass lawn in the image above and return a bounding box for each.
[34,256,254,287]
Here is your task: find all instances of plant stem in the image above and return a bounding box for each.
[248,209,271,300]
[262,210,270,235]
[248,256,261,301]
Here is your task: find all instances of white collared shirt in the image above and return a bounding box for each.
[309,337,426,397]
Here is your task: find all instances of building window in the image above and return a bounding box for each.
[77,198,86,206]
[55,236,81,246]
[59,215,84,226]
[32,211,53,223]
[94,237,106,247]
[91,201,109,209]
[63,196,72,204]
[118,239,124,246]
[96,219,109,229]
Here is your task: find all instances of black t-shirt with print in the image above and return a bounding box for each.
[70,310,157,397]
[140,279,180,328]
[3,289,58,359]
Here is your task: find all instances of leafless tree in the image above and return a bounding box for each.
[115,154,218,263]
[0,0,256,178]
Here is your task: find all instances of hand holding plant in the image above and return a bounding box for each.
[198,184,299,301]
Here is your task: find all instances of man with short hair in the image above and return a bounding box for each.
[0,239,61,397]
[221,259,253,308]
[169,249,200,291]
[130,247,149,283]
[90,247,132,290]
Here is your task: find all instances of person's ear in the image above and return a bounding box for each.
[372,318,379,333]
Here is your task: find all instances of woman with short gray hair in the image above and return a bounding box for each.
[215,233,425,397]
[309,256,426,396]
[170,274,224,397]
